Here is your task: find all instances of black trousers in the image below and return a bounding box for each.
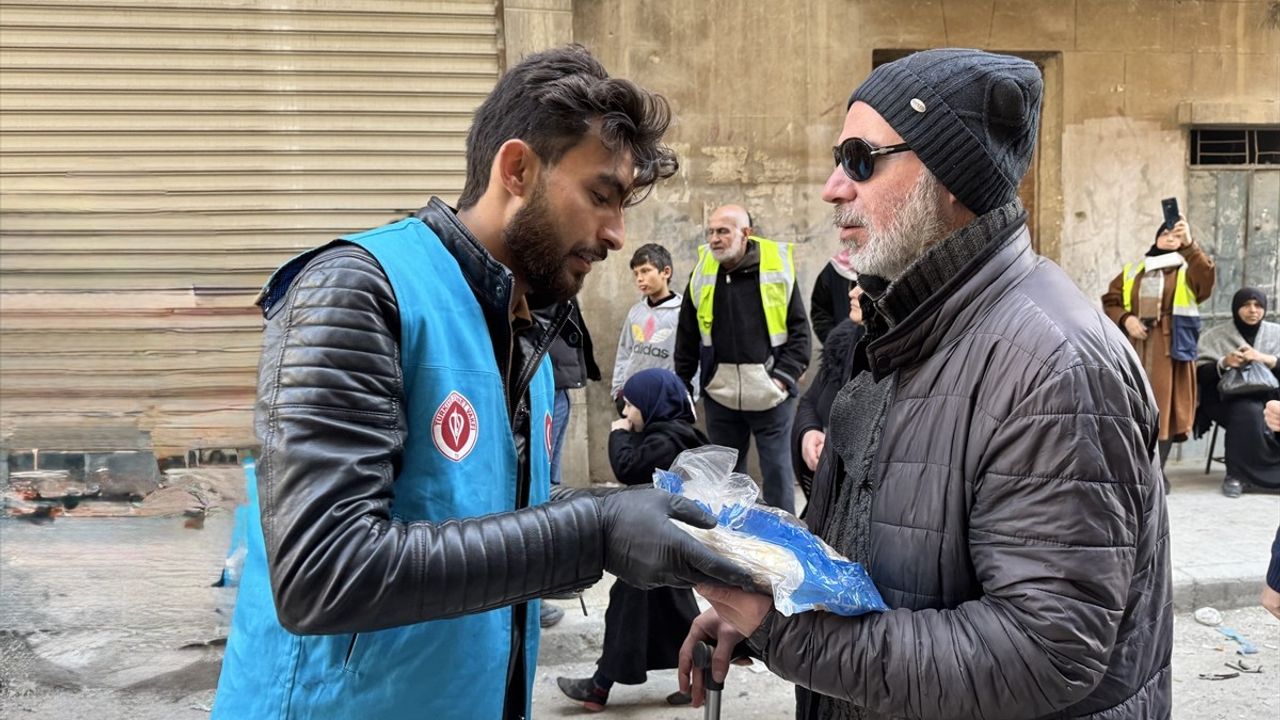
[703,396,797,513]
[596,580,699,685]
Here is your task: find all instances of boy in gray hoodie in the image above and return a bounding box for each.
[611,244,696,413]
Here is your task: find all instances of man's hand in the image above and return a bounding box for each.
[1124,316,1148,341]
[773,378,788,394]
[801,429,826,471]
[697,584,774,638]
[1265,400,1280,433]
[1263,585,1280,621]
[678,608,746,708]
[599,488,755,591]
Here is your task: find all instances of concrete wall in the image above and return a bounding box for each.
[505,0,1280,483]
[500,0,601,487]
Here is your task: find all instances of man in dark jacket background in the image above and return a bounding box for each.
[681,49,1172,720]
[673,205,810,513]
[547,298,601,487]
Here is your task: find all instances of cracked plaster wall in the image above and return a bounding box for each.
[555,0,1279,482]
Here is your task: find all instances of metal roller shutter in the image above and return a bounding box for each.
[0,0,500,456]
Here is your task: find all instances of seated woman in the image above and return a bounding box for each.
[1195,287,1280,497]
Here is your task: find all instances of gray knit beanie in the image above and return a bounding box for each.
[850,48,1042,216]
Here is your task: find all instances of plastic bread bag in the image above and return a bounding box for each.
[654,445,887,617]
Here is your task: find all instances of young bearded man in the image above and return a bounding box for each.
[213,45,754,720]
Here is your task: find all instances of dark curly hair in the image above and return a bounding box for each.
[457,44,678,210]
[629,243,673,274]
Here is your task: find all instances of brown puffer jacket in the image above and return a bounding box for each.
[757,224,1172,719]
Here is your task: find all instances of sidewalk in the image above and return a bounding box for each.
[1166,461,1279,612]
[540,461,1280,666]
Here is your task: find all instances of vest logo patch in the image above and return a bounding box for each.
[432,391,478,462]
[544,412,554,457]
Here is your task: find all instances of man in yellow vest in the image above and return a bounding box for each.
[673,204,811,513]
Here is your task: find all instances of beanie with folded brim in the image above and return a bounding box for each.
[850,48,1043,216]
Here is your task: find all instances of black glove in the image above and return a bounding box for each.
[550,484,625,502]
[596,487,756,591]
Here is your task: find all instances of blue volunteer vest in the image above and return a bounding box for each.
[213,218,554,719]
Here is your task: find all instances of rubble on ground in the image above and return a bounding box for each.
[3,466,245,521]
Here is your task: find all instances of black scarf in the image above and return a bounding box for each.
[1145,222,1176,257]
[1232,287,1267,347]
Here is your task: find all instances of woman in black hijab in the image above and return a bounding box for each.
[1196,287,1280,496]
[793,283,866,498]
[556,369,706,710]
[1103,218,1216,488]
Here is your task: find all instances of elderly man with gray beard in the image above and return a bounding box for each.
[679,49,1172,720]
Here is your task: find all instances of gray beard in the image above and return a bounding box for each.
[711,245,745,266]
[836,172,948,281]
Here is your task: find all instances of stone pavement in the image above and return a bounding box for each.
[0,459,1276,719]
[1166,461,1280,612]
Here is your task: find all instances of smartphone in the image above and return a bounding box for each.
[1161,197,1179,231]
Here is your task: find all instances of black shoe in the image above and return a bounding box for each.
[1222,476,1244,499]
[540,603,564,628]
[556,676,608,712]
[666,690,692,705]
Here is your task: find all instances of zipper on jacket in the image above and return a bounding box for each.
[342,633,360,672]
[500,302,570,720]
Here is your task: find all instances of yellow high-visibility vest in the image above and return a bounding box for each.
[1121,260,1199,319]
[689,236,795,347]
[1122,258,1202,361]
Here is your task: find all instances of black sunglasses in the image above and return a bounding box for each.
[831,137,913,182]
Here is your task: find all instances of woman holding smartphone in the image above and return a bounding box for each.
[1102,215,1216,491]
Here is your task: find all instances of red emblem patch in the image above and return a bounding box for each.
[432,391,479,462]
[544,412,554,457]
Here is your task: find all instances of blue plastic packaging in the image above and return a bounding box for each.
[655,446,887,617]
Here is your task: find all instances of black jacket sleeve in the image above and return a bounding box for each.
[791,371,826,493]
[769,283,812,393]
[810,266,836,345]
[608,430,678,486]
[574,301,602,383]
[673,286,702,393]
[794,373,826,441]
[1269,525,1280,593]
[256,246,604,635]
[760,364,1149,719]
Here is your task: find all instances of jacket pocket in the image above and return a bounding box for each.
[704,363,787,412]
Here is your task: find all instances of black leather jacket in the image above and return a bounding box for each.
[253,198,604,719]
